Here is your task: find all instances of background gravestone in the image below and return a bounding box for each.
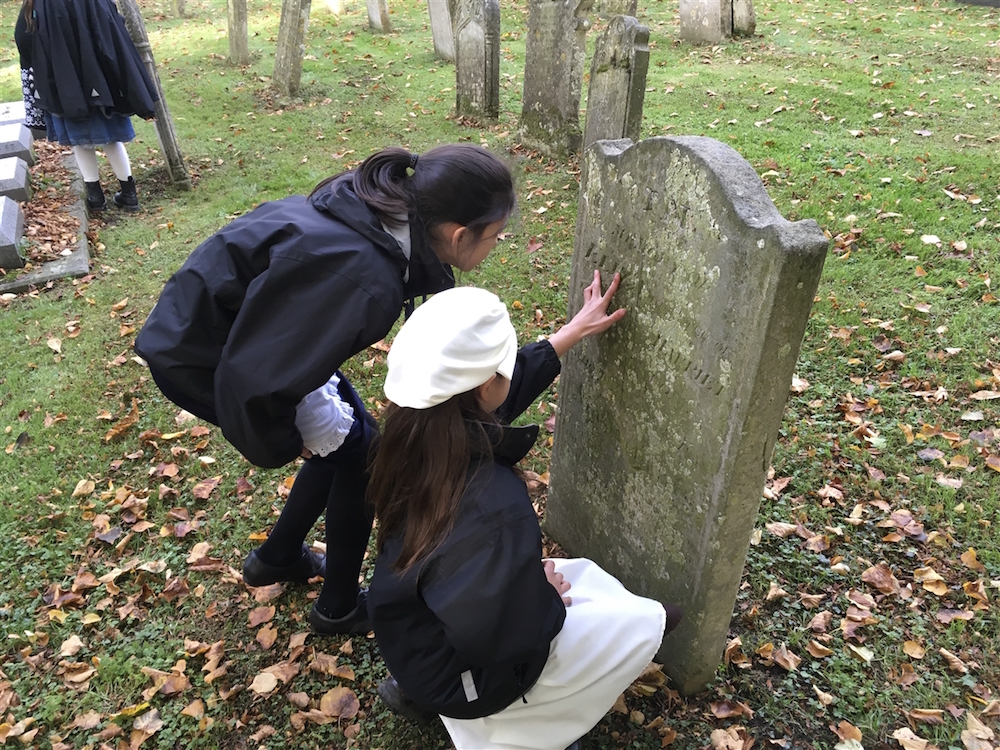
[0,124,35,167]
[582,15,649,150]
[0,102,26,128]
[592,0,637,17]
[428,0,455,61]
[546,136,828,694]
[520,0,593,155]
[679,0,730,42]
[228,0,251,65]
[274,0,313,95]
[366,0,392,32]
[452,0,500,120]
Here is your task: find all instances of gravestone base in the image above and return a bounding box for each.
[0,102,26,128]
[367,0,392,31]
[0,157,31,202]
[546,136,828,695]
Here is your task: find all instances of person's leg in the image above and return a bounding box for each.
[253,457,334,567]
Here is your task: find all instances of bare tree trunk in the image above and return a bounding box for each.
[273,0,312,97]
[117,0,192,190]
[171,0,186,18]
[228,0,251,66]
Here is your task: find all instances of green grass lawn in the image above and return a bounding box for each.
[0,0,999,746]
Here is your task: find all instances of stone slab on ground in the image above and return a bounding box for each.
[546,136,828,695]
[0,123,36,167]
[0,157,89,294]
[0,157,32,202]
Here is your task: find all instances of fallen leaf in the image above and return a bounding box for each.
[813,684,835,706]
[773,644,801,671]
[939,648,969,674]
[903,641,925,659]
[250,672,279,695]
[892,727,936,750]
[907,709,944,725]
[319,686,360,719]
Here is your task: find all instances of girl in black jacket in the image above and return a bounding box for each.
[367,279,676,750]
[135,145,515,634]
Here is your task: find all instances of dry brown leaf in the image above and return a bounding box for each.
[319,687,360,719]
[960,548,987,573]
[710,726,752,750]
[807,640,834,658]
[939,648,969,674]
[903,641,926,659]
[250,672,279,695]
[103,398,139,442]
[892,727,937,750]
[813,684,835,706]
[248,606,276,627]
[809,611,833,632]
[256,625,278,650]
[773,644,801,671]
[710,700,753,719]
[766,581,789,601]
[766,522,799,538]
[897,662,920,688]
[288,692,310,709]
[861,563,900,594]
[180,700,205,720]
[264,661,300,683]
[833,719,863,742]
[907,709,944,725]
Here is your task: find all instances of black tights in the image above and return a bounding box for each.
[256,383,377,618]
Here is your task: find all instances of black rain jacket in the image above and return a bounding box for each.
[19,0,159,120]
[134,178,454,467]
[368,341,567,720]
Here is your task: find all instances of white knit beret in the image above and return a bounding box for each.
[385,287,518,409]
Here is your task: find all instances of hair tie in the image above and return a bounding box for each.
[409,153,419,171]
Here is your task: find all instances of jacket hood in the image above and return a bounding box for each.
[310,177,455,299]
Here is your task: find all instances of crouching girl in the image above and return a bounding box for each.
[366,276,681,750]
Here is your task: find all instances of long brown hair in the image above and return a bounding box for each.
[22,0,35,32]
[368,391,495,573]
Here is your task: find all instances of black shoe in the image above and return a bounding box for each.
[378,675,437,723]
[309,589,371,636]
[242,544,325,587]
[113,176,140,211]
[565,741,584,750]
[84,181,106,213]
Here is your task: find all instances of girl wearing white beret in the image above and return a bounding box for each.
[367,276,682,750]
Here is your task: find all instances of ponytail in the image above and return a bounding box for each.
[312,143,516,240]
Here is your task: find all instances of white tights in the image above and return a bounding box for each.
[72,142,132,183]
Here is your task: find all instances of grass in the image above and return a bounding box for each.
[0,0,999,747]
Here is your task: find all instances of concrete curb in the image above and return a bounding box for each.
[0,155,90,295]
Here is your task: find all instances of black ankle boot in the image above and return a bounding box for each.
[84,181,106,212]
[113,176,139,212]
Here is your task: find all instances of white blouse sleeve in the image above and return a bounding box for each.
[294,374,356,457]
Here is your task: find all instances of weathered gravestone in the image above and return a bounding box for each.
[0,157,31,202]
[680,0,755,42]
[546,136,828,694]
[428,0,455,61]
[591,0,636,18]
[0,196,25,270]
[274,0,313,95]
[453,0,500,120]
[520,0,593,155]
[366,0,392,32]
[582,15,649,150]
[0,123,35,167]
[228,0,251,66]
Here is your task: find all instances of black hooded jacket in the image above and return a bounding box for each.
[368,341,567,720]
[16,0,158,120]
[134,178,455,468]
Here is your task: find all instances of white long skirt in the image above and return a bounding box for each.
[440,558,666,750]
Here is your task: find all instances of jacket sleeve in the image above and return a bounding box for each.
[420,480,566,667]
[495,340,561,425]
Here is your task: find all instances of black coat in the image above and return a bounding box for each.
[20,0,158,120]
[368,341,567,720]
[134,178,455,468]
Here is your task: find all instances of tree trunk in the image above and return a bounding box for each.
[117,0,192,190]
[228,0,251,65]
[274,0,312,97]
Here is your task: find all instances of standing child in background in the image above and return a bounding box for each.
[14,0,159,212]
[367,277,683,750]
[135,144,516,637]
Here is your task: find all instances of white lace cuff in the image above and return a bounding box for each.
[295,374,356,457]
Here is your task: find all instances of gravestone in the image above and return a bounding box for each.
[582,15,649,150]
[679,0,730,42]
[453,0,500,120]
[0,196,25,269]
[428,0,455,61]
[274,0,313,95]
[0,158,31,202]
[520,0,593,155]
[546,136,828,695]
[733,0,755,36]
[366,0,392,32]
[0,102,26,127]
[592,0,636,17]
[0,123,35,167]
[228,0,251,65]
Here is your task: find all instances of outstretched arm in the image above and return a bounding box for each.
[547,270,626,358]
